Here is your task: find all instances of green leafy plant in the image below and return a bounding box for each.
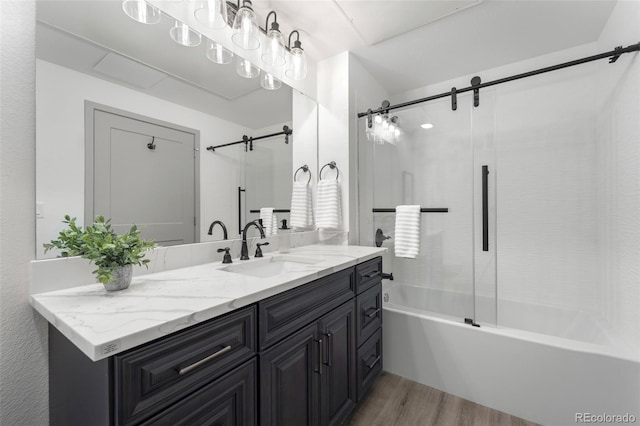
[44,215,155,284]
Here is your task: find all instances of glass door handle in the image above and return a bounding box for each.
[482,165,489,252]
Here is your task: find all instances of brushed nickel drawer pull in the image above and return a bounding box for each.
[363,271,380,279]
[178,345,232,375]
[367,355,381,370]
[365,307,381,318]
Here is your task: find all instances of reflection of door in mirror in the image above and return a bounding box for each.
[243,123,293,234]
[88,104,198,247]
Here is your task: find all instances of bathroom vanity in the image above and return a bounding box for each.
[32,245,384,426]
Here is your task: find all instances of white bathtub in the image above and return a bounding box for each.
[382,282,640,425]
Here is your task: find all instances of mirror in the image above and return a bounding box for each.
[34,0,318,259]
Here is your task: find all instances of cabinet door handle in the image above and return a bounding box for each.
[178,345,232,375]
[315,339,323,375]
[323,333,333,367]
[363,271,380,279]
[367,355,381,370]
[365,307,381,318]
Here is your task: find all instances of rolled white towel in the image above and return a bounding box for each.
[259,208,277,236]
[290,181,313,229]
[316,180,341,230]
[394,205,421,259]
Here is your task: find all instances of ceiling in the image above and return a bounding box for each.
[36,0,617,124]
[351,0,617,94]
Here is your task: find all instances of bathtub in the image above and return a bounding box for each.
[382,282,640,425]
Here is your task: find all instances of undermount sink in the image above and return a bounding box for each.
[221,255,321,278]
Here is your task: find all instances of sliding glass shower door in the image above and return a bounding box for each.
[359,93,496,325]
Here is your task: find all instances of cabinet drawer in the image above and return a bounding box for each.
[356,328,382,402]
[114,306,256,425]
[356,283,382,347]
[141,358,257,426]
[258,268,354,350]
[355,257,382,294]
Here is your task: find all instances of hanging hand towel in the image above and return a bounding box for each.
[316,179,342,230]
[290,181,313,230]
[259,208,278,236]
[394,205,421,259]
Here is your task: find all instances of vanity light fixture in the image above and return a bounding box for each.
[193,0,228,29]
[261,73,282,90]
[261,11,286,67]
[122,0,161,24]
[170,20,202,47]
[231,0,260,50]
[237,57,260,78]
[206,39,233,64]
[285,30,307,81]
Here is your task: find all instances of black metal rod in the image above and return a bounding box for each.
[482,166,489,252]
[249,209,291,213]
[357,42,640,118]
[238,187,245,235]
[372,208,448,213]
[206,126,293,152]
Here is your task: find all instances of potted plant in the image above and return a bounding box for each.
[44,215,155,291]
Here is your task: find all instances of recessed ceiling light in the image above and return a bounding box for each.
[421,123,434,129]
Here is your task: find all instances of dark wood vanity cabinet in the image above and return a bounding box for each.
[260,300,357,426]
[49,257,383,426]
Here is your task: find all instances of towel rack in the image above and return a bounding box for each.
[294,165,311,184]
[249,209,291,213]
[372,208,449,213]
[320,161,339,180]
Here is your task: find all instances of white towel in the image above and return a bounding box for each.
[259,208,278,236]
[316,180,342,230]
[290,181,313,229]
[394,205,421,259]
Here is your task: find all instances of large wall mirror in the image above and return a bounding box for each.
[35,0,318,259]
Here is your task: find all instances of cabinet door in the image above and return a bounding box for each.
[260,322,320,426]
[318,301,357,426]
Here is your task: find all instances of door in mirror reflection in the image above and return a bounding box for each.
[90,106,198,246]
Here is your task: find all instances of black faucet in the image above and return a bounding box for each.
[240,220,265,260]
[207,220,228,240]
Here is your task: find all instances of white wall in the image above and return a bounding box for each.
[595,0,640,351]
[292,90,319,227]
[316,52,390,244]
[36,60,250,257]
[317,52,350,243]
[0,2,49,425]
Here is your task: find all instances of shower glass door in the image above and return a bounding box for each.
[360,93,492,323]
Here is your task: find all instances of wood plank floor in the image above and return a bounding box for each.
[348,373,539,426]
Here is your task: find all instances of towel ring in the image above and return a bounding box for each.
[319,161,339,180]
[294,165,311,184]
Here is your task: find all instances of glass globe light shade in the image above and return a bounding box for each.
[236,57,260,78]
[193,0,228,29]
[122,0,161,24]
[231,1,260,50]
[261,73,282,90]
[261,27,285,67]
[170,20,201,47]
[285,45,307,80]
[206,40,233,64]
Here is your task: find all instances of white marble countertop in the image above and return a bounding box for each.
[30,244,385,361]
